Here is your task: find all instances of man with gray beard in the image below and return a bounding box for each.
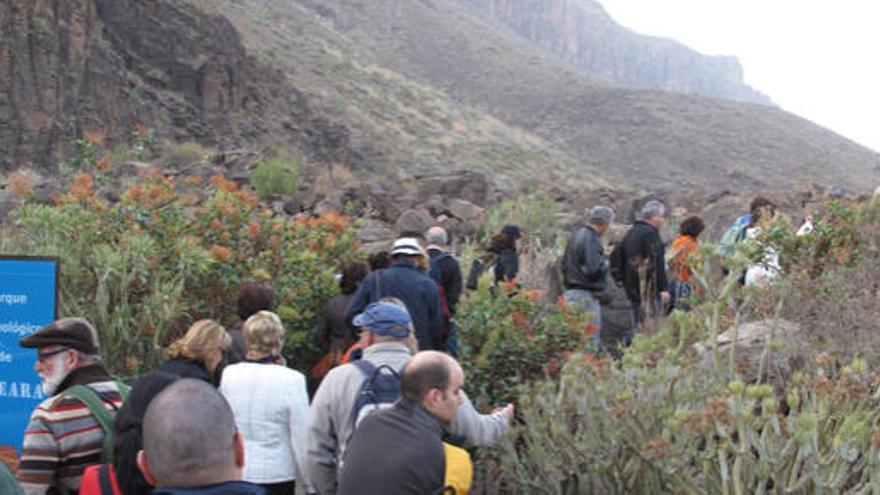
[17,318,124,494]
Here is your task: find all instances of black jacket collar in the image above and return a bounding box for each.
[58,363,113,393]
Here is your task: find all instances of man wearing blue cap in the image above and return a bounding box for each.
[306,302,513,495]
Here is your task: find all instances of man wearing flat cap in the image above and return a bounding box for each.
[17,317,124,494]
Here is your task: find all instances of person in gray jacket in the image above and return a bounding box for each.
[562,206,614,349]
[306,302,513,495]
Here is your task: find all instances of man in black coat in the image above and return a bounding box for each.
[345,238,445,351]
[617,200,670,331]
[425,226,463,315]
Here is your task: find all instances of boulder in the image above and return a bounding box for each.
[694,319,804,384]
[417,170,491,206]
[358,219,396,244]
[446,199,485,224]
[314,194,344,215]
[395,208,435,237]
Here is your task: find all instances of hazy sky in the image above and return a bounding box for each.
[600,0,880,153]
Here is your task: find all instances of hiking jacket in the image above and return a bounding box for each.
[338,400,445,495]
[306,343,509,495]
[493,246,519,284]
[151,480,266,494]
[345,259,444,351]
[563,225,608,293]
[18,364,123,495]
[155,357,212,384]
[669,234,700,283]
[620,221,668,304]
[427,247,463,314]
[219,362,311,488]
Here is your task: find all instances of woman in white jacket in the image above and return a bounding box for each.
[744,200,780,287]
[220,310,312,494]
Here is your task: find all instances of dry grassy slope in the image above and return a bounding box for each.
[226,0,879,192]
[188,0,611,193]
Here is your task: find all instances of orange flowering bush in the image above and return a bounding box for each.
[8,167,358,375]
[6,171,33,199]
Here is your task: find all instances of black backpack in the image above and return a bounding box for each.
[349,360,401,429]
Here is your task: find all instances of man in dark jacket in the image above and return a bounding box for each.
[137,379,266,494]
[338,351,465,495]
[618,200,670,329]
[345,238,445,350]
[425,226,463,315]
[563,206,614,349]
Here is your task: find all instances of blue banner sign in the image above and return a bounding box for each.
[0,257,58,452]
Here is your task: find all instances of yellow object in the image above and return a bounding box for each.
[442,442,473,494]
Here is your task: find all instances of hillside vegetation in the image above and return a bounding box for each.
[197,0,879,192]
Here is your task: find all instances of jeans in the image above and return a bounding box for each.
[669,280,692,312]
[563,289,602,350]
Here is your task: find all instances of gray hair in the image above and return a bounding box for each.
[424,226,448,246]
[588,206,615,225]
[640,200,666,220]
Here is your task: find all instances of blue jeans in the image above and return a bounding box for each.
[563,289,602,350]
[669,280,692,312]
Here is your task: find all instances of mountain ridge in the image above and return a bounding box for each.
[462,0,773,105]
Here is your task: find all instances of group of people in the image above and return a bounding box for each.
[561,196,787,353]
[9,224,516,495]
[7,198,789,494]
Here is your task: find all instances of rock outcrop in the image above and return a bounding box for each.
[0,0,349,171]
[464,0,772,105]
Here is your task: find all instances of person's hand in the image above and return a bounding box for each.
[660,291,671,305]
[493,403,515,421]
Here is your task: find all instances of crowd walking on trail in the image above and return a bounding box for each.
[7,198,818,494]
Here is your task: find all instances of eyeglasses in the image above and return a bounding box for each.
[37,347,69,363]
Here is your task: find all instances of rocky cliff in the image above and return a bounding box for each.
[0,0,349,171]
[463,0,772,105]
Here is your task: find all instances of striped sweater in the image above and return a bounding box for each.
[18,365,122,495]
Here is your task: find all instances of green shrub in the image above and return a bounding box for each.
[252,149,299,199]
[457,283,591,407]
[163,140,210,166]
[483,192,562,248]
[6,170,356,377]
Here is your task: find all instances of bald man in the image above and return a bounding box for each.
[136,379,264,494]
[337,351,465,495]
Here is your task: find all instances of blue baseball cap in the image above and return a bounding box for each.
[352,302,412,338]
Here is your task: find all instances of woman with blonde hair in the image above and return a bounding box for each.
[220,311,312,494]
[157,319,230,385]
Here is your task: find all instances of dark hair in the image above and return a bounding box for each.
[400,358,451,403]
[236,283,274,321]
[679,216,705,238]
[749,197,776,228]
[340,261,369,295]
[488,232,515,253]
[367,251,391,271]
[114,371,180,495]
